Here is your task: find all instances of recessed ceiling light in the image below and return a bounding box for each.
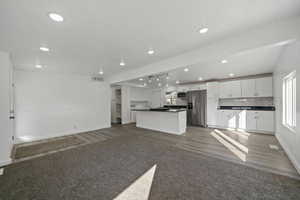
[158,83,162,87]
[198,77,203,81]
[120,61,125,66]
[139,78,144,81]
[199,27,208,34]
[35,64,43,69]
[176,80,180,84]
[147,49,154,55]
[156,78,160,81]
[148,79,152,83]
[40,47,49,52]
[99,70,104,75]
[229,73,235,77]
[184,68,189,72]
[143,83,147,86]
[48,13,64,22]
[166,84,169,87]
[166,76,169,80]
[221,60,228,64]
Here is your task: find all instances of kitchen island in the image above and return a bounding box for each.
[134,109,187,135]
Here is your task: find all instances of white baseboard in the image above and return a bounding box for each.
[14,125,111,144]
[276,134,300,175]
[0,159,12,167]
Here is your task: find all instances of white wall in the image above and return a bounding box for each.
[0,51,13,166]
[15,70,111,143]
[130,87,151,102]
[274,41,300,173]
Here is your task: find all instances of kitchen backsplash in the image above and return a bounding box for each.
[219,97,274,106]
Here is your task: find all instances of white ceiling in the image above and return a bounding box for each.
[0,0,300,77]
[124,44,285,88]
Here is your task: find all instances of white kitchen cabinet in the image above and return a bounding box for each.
[225,110,238,128]
[219,82,230,98]
[207,82,219,98]
[244,111,257,130]
[219,80,241,98]
[217,110,274,133]
[241,79,256,97]
[241,77,273,98]
[256,111,274,132]
[256,77,273,97]
[217,110,238,128]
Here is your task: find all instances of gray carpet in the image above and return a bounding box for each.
[14,136,85,159]
[1,133,300,200]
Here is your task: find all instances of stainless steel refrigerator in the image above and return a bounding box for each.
[187,90,207,127]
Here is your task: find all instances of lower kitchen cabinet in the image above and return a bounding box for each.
[216,110,274,133]
[217,110,239,128]
[245,111,257,130]
[255,111,274,132]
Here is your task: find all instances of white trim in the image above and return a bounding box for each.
[276,133,300,174]
[0,159,12,167]
[14,125,111,144]
[282,123,297,133]
[282,70,296,129]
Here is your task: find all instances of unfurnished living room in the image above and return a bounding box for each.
[0,1,300,200]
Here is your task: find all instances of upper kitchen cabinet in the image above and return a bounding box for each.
[241,79,255,97]
[241,77,273,98]
[207,82,219,98]
[219,80,241,98]
[255,77,273,97]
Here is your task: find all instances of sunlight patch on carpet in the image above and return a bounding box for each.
[114,164,157,200]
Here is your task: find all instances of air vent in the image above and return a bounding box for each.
[91,76,104,82]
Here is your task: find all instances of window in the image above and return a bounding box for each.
[165,92,177,105]
[282,71,296,131]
